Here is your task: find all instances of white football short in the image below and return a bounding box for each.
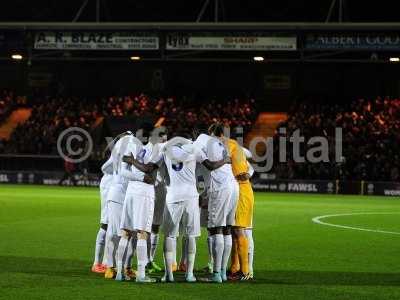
[208,179,239,228]
[107,184,127,205]
[163,195,200,238]
[152,183,166,226]
[99,175,112,224]
[106,183,127,236]
[107,200,123,236]
[120,182,155,233]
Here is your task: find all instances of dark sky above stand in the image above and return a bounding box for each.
[0,0,398,22]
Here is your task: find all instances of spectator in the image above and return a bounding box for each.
[271,97,400,181]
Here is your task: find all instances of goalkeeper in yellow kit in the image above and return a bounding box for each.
[208,123,254,281]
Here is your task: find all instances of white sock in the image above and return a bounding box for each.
[245,229,254,274]
[101,233,108,265]
[103,232,112,267]
[124,238,133,270]
[212,234,224,273]
[186,236,196,277]
[163,236,175,280]
[184,236,189,264]
[172,237,177,266]
[104,231,117,267]
[207,235,214,267]
[222,234,232,274]
[116,236,130,275]
[150,233,159,262]
[136,238,148,279]
[93,228,106,265]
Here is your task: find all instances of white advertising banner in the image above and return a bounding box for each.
[34,31,159,50]
[167,36,296,51]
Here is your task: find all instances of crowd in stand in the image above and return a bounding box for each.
[5,97,99,154]
[0,90,24,123]
[1,92,400,182]
[0,94,257,154]
[271,97,400,181]
[0,90,25,154]
[105,94,256,137]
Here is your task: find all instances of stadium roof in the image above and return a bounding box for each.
[1,0,400,64]
[0,1,398,23]
[1,22,400,30]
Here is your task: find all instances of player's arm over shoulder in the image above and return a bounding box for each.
[122,153,160,174]
[196,143,230,171]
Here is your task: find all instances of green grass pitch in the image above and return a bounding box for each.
[1,184,400,300]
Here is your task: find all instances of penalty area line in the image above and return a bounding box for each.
[312,212,400,235]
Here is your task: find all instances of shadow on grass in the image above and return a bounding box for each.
[1,255,399,286]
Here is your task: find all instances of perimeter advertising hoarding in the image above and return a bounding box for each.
[306,33,400,50]
[0,171,100,186]
[364,181,400,196]
[252,179,336,194]
[1,171,399,197]
[166,34,297,51]
[34,31,159,50]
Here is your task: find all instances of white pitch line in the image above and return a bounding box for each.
[312,212,400,235]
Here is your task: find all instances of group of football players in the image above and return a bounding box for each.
[90,123,255,283]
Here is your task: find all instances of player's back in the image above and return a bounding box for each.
[100,173,113,190]
[126,141,155,193]
[132,141,154,179]
[163,145,199,200]
[111,135,142,187]
[207,137,234,190]
[193,134,211,184]
[100,155,113,189]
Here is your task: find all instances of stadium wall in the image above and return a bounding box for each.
[252,178,400,197]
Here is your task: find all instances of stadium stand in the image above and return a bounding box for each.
[2,94,258,154]
[2,93,399,182]
[0,107,32,140]
[105,94,257,136]
[271,97,400,181]
[5,97,99,154]
[0,90,17,124]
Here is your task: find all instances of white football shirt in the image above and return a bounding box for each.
[193,134,212,190]
[206,137,235,191]
[111,135,143,187]
[158,144,206,202]
[101,156,113,175]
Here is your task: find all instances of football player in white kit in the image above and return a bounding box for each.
[194,133,239,283]
[126,136,229,283]
[91,154,113,273]
[193,130,214,274]
[197,163,214,274]
[147,129,168,274]
[116,126,158,283]
[103,132,147,279]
